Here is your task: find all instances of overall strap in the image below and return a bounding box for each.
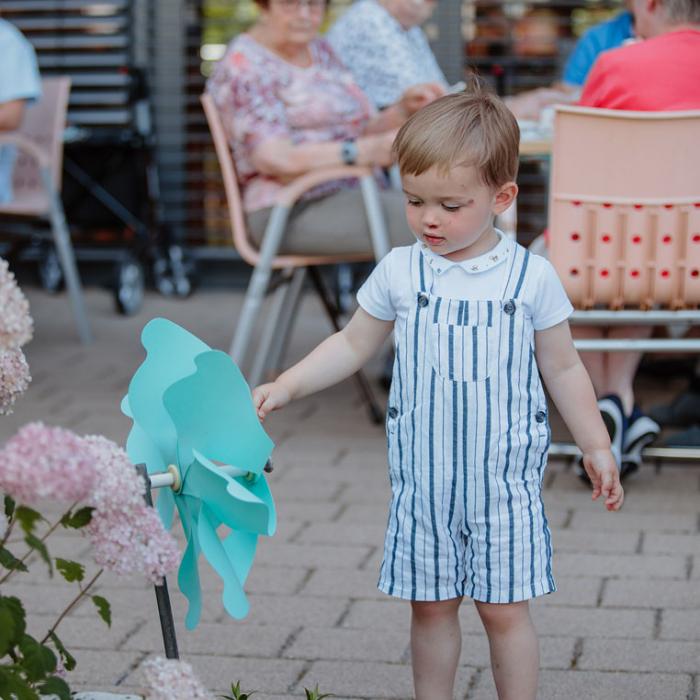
[501,244,531,300]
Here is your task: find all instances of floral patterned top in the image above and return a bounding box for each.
[207,34,375,213]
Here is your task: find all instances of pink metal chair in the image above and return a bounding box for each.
[548,106,700,310]
[0,77,92,343]
[201,93,390,418]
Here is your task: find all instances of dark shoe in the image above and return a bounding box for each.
[598,394,625,468]
[620,407,660,478]
[649,390,700,428]
[661,425,700,447]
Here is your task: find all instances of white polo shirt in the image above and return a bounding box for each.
[357,233,573,331]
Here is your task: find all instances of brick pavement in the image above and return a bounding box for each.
[1,287,698,700]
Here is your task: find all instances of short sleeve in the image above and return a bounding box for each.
[0,26,41,103]
[530,258,574,331]
[356,252,397,321]
[207,44,291,155]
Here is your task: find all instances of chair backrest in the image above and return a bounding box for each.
[200,93,261,266]
[547,106,700,309]
[12,77,71,198]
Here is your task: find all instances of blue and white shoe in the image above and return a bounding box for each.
[621,407,660,478]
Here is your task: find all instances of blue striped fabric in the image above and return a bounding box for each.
[379,242,556,603]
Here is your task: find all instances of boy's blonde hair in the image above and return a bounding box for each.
[393,82,520,190]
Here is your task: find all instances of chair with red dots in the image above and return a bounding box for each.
[548,106,700,310]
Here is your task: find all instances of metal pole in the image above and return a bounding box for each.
[136,464,180,660]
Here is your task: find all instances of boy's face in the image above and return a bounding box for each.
[401,164,517,263]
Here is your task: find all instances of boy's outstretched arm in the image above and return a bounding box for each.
[535,320,624,511]
[253,307,393,420]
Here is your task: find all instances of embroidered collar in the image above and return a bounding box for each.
[419,230,511,275]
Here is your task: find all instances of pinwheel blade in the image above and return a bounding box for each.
[125,318,210,467]
[163,351,274,476]
[175,495,203,630]
[181,451,274,537]
[197,505,250,620]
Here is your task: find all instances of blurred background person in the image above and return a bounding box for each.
[327,0,446,110]
[207,0,440,257]
[0,16,41,204]
[506,1,634,120]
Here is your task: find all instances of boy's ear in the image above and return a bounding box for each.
[492,182,518,215]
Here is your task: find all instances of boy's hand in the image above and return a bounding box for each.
[581,449,624,511]
[252,382,291,421]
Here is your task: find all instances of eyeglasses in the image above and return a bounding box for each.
[274,0,327,11]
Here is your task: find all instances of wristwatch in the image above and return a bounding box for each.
[340,138,358,165]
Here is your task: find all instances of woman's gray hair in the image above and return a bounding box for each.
[662,0,700,24]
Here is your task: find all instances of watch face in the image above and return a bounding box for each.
[342,140,358,165]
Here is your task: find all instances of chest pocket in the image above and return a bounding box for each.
[429,299,498,383]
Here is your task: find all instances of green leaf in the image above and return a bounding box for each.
[18,634,56,682]
[3,495,15,520]
[91,595,111,627]
[54,558,84,584]
[0,605,15,656]
[217,681,255,700]
[0,546,28,573]
[304,685,333,700]
[60,507,93,530]
[1,596,26,644]
[23,534,51,575]
[0,667,40,700]
[14,507,42,536]
[48,632,76,672]
[37,676,71,700]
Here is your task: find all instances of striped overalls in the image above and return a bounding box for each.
[378,243,556,603]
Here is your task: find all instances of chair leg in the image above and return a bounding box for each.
[307,267,384,425]
[263,267,306,378]
[230,205,290,367]
[360,175,391,261]
[42,170,93,344]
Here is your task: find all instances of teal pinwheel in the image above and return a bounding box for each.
[121,318,275,629]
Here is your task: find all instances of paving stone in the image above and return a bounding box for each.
[122,620,296,657]
[550,530,640,554]
[61,650,143,686]
[283,627,408,663]
[255,541,373,569]
[554,552,687,579]
[602,579,700,608]
[578,637,700,673]
[468,668,692,700]
[296,521,386,547]
[534,606,655,639]
[341,600,411,632]
[531,576,602,607]
[569,510,697,533]
[26,614,138,651]
[297,568,386,600]
[660,609,700,641]
[236,594,348,628]
[299,660,475,698]
[643,532,700,556]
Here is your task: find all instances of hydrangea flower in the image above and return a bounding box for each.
[142,657,212,700]
[0,347,31,415]
[0,257,33,349]
[0,422,96,504]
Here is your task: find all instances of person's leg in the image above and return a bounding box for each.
[411,597,463,700]
[571,326,606,396]
[474,600,539,700]
[602,325,653,415]
[247,187,414,256]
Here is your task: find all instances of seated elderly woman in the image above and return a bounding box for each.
[207,0,439,256]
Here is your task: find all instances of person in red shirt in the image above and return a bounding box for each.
[574,0,700,478]
[580,0,700,110]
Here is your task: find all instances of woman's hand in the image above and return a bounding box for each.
[252,381,292,421]
[399,82,446,116]
[581,449,624,511]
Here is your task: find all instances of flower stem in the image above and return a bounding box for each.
[0,503,78,585]
[41,568,103,645]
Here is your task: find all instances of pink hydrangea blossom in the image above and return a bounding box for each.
[0,257,33,349]
[0,422,97,504]
[82,435,180,583]
[142,657,213,700]
[0,347,31,415]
